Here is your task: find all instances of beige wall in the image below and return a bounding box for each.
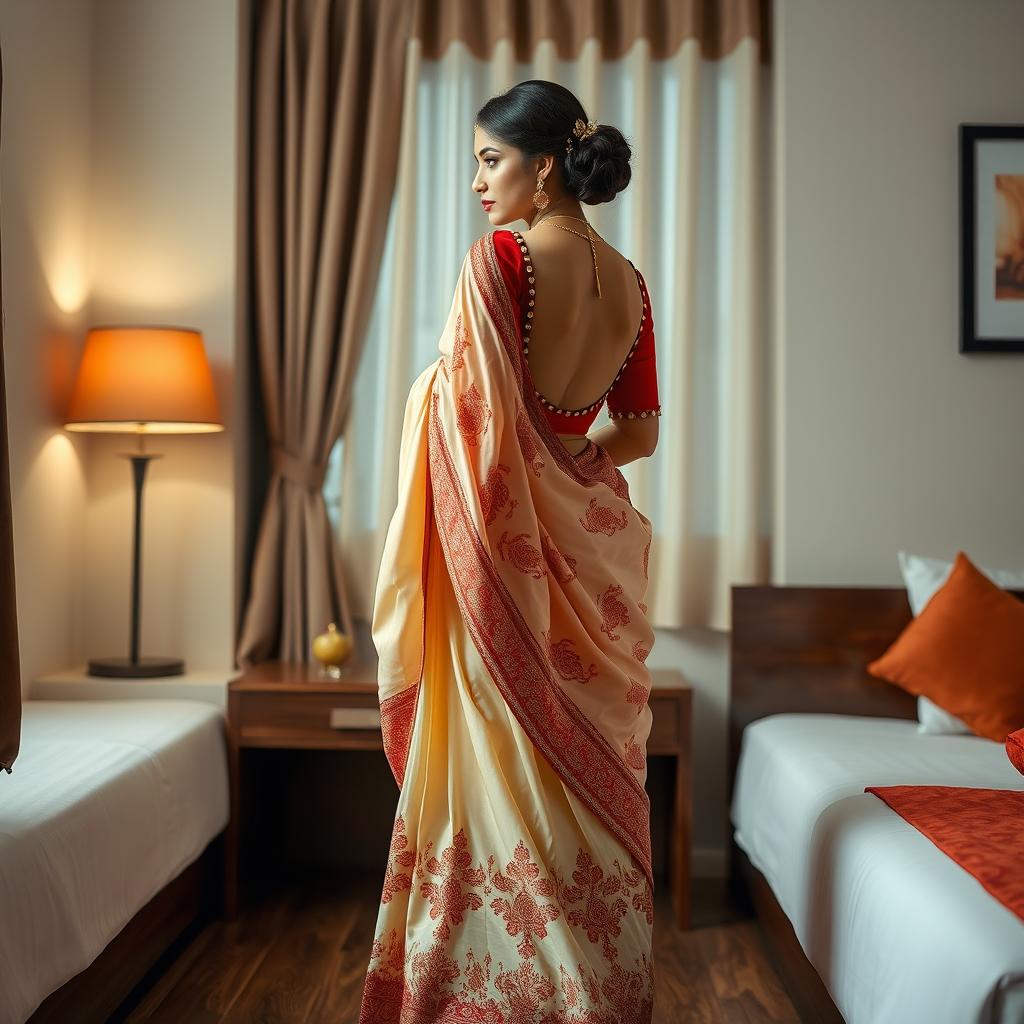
[1,0,94,688]
[773,0,1024,583]
[0,0,239,687]
[82,0,238,671]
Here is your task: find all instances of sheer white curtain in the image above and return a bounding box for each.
[325,35,771,631]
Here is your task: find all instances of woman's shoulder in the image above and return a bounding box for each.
[470,228,520,247]
[465,229,523,268]
[484,230,527,304]
[489,228,523,258]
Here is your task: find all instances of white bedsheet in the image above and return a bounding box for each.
[730,713,1024,1024]
[0,699,229,1024]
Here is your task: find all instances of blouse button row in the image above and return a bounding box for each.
[608,407,662,420]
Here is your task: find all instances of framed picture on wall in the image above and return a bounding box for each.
[959,124,1024,353]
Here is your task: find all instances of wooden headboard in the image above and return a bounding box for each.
[729,585,919,797]
[728,583,1024,796]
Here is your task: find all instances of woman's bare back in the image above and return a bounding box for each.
[521,227,645,453]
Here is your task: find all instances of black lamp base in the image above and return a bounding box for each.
[87,656,185,679]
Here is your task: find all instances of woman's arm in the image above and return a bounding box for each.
[589,417,659,467]
[599,266,660,466]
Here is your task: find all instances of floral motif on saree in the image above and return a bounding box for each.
[363,819,654,1023]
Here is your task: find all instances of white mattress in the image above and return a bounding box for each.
[731,714,1024,1024]
[0,699,229,1024]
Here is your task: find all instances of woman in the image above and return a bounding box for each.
[360,80,662,1024]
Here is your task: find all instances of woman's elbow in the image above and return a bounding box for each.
[637,419,659,457]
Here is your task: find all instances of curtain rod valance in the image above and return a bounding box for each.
[410,0,771,64]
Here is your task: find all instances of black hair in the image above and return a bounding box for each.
[475,80,632,205]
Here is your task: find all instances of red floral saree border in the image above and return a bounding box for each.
[380,684,421,788]
[427,389,653,886]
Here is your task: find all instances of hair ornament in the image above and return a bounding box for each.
[565,118,598,155]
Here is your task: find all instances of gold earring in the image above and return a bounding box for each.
[532,174,550,211]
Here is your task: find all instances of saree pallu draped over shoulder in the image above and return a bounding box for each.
[362,232,656,1024]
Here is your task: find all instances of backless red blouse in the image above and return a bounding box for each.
[491,228,661,435]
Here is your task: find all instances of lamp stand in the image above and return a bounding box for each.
[87,452,185,678]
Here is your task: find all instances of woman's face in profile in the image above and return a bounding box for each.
[472,125,535,226]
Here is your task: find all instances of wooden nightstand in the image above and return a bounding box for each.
[646,672,693,930]
[225,660,692,928]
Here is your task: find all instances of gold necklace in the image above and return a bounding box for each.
[534,214,602,297]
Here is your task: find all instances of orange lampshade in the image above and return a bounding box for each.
[65,326,223,434]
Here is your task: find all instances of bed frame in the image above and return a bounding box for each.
[729,582,1024,1022]
[727,583,999,1023]
[26,833,225,1023]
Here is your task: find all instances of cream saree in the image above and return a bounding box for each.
[360,232,656,1024]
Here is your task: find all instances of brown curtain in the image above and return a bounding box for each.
[408,0,771,63]
[236,0,412,666]
[0,50,23,773]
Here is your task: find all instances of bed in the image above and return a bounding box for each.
[0,699,229,1024]
[728,585,1024,1024]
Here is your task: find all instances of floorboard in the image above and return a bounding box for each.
[122,872,800,1024]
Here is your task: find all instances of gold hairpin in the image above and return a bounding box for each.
[565,118,598,155]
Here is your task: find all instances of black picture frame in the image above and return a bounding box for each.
[959,124,1024,353]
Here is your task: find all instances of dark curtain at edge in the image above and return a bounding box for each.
[0,48,23,773]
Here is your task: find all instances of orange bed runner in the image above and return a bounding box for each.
[865,785,1024,923]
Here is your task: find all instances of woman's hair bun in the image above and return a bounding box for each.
[564,124,632,205]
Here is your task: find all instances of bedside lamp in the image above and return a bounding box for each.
[65,326,224,678]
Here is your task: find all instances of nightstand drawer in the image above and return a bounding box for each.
[647,694,681,752]
[236,691,383,749]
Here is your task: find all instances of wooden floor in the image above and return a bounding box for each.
[116,871,799,1024]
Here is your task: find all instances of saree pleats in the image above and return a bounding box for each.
[361,525,654,1023]
[362,232,656,1023]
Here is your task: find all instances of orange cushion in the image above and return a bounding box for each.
[867,551,1024,742]
[1008,729,1024,776]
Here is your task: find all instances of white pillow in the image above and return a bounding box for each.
[915,695,971,735]
[897,550,1024,735]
